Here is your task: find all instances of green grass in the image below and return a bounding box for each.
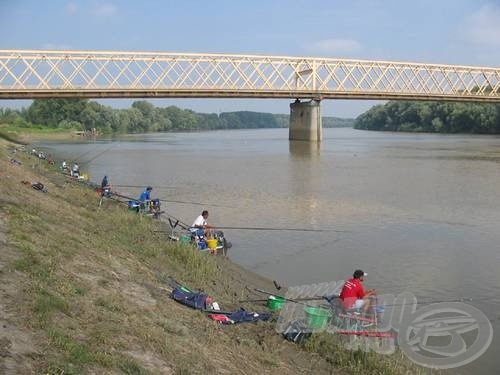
[13,253,39,272]
[119,359,149,375]
[0,128,25,144]
[45,328,114,373]
[0,122,73,134]
[0,122,76,145]
[34,290,68,317]
[303,332,427,375]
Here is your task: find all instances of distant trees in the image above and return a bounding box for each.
[26,98,88,128]
[8,98,500,135]
[218,111,281,129]
[0,99,354,133]
[354,101,500,134]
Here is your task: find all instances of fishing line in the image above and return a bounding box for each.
[379,296,491,308]
[113,184,177,189]
[81,143,118,164]
[157,196,231,208]
[215,226,347,233]
[72,143,103,162]
[111,189,227,209]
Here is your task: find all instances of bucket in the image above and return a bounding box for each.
[206,239,218,249]
[267,295,286,311]
[179,234,191,244]
[304,306,332,329]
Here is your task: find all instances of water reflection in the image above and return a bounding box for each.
[288,140,321,160]
[288,140,322,228]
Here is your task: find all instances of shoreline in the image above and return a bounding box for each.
[11,132,281,291]
[26,133,292,293]
[0,136,425,374]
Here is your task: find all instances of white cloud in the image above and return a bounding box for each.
[307,38,362,55]
[92,2,117,17]
[65,2,78,14]
[40,43,73,50]
[461,4,500,47]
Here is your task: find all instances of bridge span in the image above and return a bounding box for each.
[1,49,499,141]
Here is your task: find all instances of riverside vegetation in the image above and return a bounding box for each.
[0,137,430,374]
[0,99,353,136]
[355,101,500,133]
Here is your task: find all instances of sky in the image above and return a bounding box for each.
[1,0,500,117]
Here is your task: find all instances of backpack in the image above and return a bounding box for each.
[282,320,312,344]
[171,287,211,310]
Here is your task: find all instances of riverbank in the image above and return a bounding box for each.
[0,138,426,374]
[0,124,78,145]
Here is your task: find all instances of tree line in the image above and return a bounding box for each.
[354,101,500,134]
[0,99,353,133]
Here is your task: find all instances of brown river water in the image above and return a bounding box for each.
[38,128,500,374]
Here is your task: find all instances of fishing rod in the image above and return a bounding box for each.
[239,296,332,303]
[109,191,193,223]
[165,214,191,229]
[216,226,347,233]
[113,184,177,189]
[81,143,117,164]
[201,309,235,315]
[111,191,137,201]
[379,297,488,308]
[106,195,130,206]
[157,196,231,208]
[98,193,131,208]
[239,298,272,303]
[72,145,99,162]
[107,189,228,209]
[250,287,329,307]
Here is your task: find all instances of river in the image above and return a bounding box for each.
[38,127,500,374]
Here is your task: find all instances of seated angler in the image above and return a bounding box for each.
[138,186,153,209]
[190,210,213,239]
[101,175,111,197]
[71,162,80,177]
[339,269,376,314]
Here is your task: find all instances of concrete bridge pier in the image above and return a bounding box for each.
[289,99,322,142]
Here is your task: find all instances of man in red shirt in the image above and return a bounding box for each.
[339,269,376,312]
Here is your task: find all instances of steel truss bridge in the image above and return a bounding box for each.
[0,49,499,102]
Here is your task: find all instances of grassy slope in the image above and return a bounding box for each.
[0,123,77,145]
[0,139,426,375]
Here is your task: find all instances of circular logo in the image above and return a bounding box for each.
[398,302,493,369]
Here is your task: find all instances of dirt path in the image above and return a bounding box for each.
[0,215,40,374]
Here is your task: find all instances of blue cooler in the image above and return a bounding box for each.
[128,200,140,211]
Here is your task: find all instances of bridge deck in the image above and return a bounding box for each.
[1,50,499,101]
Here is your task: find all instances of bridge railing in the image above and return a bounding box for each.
[0,50,499,101]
